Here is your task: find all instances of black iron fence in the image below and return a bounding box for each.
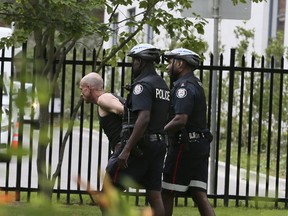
[0,45,287,208]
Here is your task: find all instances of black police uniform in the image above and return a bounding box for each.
[162,72,212,194]
[106,64,170,191]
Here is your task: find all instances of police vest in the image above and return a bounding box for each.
[171,75,207,132]
[123,73,170,134]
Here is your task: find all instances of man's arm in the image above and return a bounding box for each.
[165,113,190,150]
[97,93,124,115]
[117,110,150,167]
[164,113,188,134]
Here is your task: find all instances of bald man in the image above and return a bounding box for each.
[80,72,124,152]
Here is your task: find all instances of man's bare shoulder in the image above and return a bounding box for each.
[98,93,123,107]
[98,93,117,102]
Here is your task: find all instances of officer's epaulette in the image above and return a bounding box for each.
[180,82,186,87]
[187,76,203,88]
[178,79,191,87]
[178,77,202,88]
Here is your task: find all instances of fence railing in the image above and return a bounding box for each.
[0,45,287,208]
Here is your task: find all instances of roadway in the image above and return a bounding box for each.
[0,125,286,198]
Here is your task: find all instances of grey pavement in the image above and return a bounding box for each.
[0,125,286,199]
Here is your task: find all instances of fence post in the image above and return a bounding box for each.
[224,48,236,207]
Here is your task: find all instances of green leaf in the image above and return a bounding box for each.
[139,1,148,8]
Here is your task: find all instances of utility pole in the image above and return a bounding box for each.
[181,0,251,195]
[209,0,219,195]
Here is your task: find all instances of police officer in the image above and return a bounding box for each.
[161,48,215,216]
[106,43,170,216]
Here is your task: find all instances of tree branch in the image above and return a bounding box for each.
[51,96,84,185]
[52,38,77,86]
[42,28,55,77]
[96,0,157,72]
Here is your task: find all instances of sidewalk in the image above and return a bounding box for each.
[208,161,286,198]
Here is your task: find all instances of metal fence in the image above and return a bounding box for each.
[0,45,287,208]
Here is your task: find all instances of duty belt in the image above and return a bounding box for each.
[122,124,134,130]
[188,132,206,139]
[145,134,165,142]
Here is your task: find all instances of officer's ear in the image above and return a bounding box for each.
[134,57,142,65]
[132,57,142,67]
[176,59,185,69]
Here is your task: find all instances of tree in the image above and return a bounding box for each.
[264,31,288,153]
[232,24,258,149]
[0,0,268,200]
[216,23,288,181]
[0,0,207,199]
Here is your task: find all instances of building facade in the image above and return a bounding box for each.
[103,0,287,66]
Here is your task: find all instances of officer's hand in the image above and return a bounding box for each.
[114,143,121,153]
[180,128,190,151]
[117,149,130,169]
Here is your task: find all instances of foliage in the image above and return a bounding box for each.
[0,0,273,203]
[230,24,258,149]
[265,31,287,67]
[0,145,29,162]
[234,24,259,65]
[1,196,287,216]
[217,25,288,180]
[0,1,107,47]
[77,176,152,216]
[232,0,266,4]
[0,0,210,199]
[0,177,153,216]
[102,0,208,67]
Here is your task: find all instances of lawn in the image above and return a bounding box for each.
[0,191,287,216]
[1,202,287,216]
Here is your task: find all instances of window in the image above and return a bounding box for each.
[112,13,119,46]
[128,8,135,33]
[277,0,286,32]
[146,25,153,44]
[269,0,286,38]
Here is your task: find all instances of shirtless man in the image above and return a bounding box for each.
[80,72,124,152]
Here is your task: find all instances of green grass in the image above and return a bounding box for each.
[1,203,287,216]
[218,141,287,179]
[0,194,287,216]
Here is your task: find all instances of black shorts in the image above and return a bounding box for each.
[162,138,210,194]
[106,139,166,191]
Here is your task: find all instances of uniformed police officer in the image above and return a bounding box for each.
[161,48,215,216]
[106,43,170,216]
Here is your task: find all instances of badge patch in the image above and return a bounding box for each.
[176,88,187,98]
[133,84,143,95]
